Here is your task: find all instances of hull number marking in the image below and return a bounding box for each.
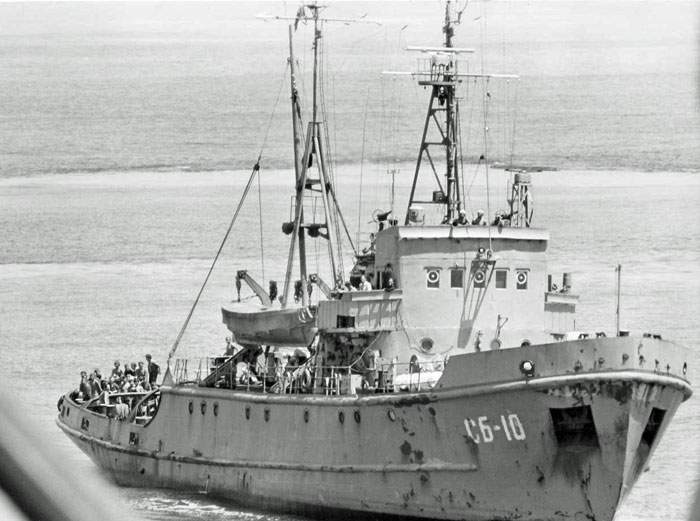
[464,414,525,443]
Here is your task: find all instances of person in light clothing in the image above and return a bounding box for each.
[360,274,372,291]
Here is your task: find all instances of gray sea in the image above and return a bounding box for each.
[0,2,698,521]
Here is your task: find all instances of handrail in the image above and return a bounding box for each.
[170,356,445,396]
[126,389,160,423]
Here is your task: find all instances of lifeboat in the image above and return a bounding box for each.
[221,301,317,347]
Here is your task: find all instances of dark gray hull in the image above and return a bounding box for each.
[57,337,692,521]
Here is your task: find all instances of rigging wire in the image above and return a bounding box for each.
[257,169,265,283]
[375,27,390,199]
[509,82,519,166]
[457,100,467,209]
[320,28,359,260]
[356,86,371,248]
[317,29,347,279]
[256,63,290,283]
[479,0,493,252]
[465,79,481,204]
[167,62,289,364]
[167,163,260,366]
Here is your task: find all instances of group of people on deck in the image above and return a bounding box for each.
[449,209,514,227]
[74,354,160,401]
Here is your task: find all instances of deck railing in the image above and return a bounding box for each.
[171,357,444,396]
[79,390,159,424]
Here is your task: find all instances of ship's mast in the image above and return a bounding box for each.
[280,4,347,306]
[404,1,464,224]
[442,2,460,222]
[282,24,309,308]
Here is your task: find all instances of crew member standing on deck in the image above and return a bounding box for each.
[146,354,160,387]
[79,371,91,400]
[360,274,372,291]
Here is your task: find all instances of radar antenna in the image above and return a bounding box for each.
[382,1,518,226]
[403,1,464,224]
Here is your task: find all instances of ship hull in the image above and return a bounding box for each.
[57,337,692,521]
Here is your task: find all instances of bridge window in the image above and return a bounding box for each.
[495,269,508,289]
[426,268,441,289]
[516,269,529,290]
[450,268,464,288]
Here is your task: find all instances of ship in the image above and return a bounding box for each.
[56,4,693,520]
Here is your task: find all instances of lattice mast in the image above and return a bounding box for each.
[404,1,466,225]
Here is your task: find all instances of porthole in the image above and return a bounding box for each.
[245,406,251,420]
[304,409,310,423]
[387,409,396,421]
[188,401,193,414]
[519,359,535,377]
[264,408,270,422]
[420,337,434,352]
[338,411,345,424]
[354,410,361,423]
[213,402,219,416]
[66,407,70,417]
[200,401,206,415]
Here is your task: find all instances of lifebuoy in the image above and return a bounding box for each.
[427,270,440,285]
[474,270,486,284]
[517,271,528,285]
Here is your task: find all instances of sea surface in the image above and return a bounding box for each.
[0,2,698,521]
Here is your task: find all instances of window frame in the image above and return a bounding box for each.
[450,268,465,289]
[495,269,509,289]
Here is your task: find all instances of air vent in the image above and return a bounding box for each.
[550,405,599,448]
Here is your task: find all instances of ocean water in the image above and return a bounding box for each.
[0,2,698,521]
